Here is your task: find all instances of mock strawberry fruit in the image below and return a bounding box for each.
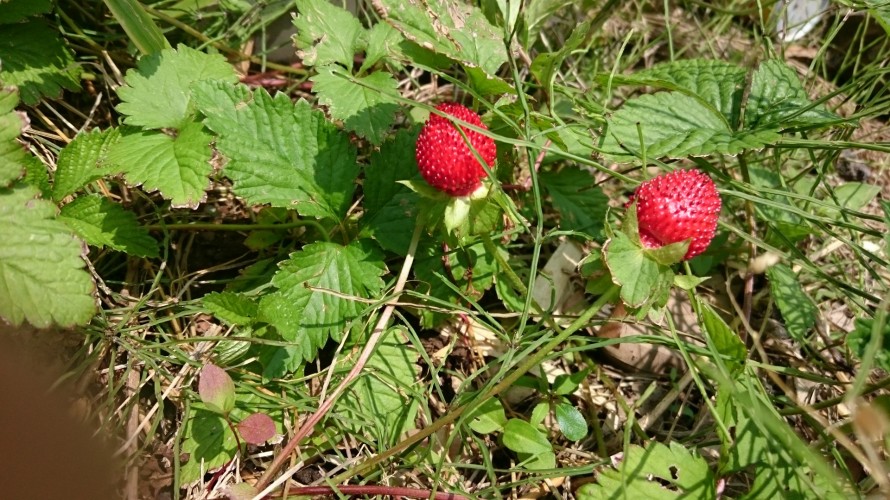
[415,102,496,197]
[630,169,721,260]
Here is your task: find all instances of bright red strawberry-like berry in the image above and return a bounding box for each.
[415,102,497,197]
[630,169,721,261]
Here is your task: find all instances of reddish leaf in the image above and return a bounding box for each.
[198,364,235,415]
[237,412,276,445]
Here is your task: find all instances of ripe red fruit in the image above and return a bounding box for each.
[630,169,721,261]
[415,102,497,197]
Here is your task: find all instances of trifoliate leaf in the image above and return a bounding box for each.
[360,128,422,255]
[765,263,817,341]
[58,194,159,257]
[116,44,237,130]
[194,82,359,220]
[52,128,120,201]
[0,184,95,327]
[745,59,839,130]
[293,0,365,68]
[258,240,387,371]
[311,69,400,145]
[540,167,609,239]
[577,441,716,499]
[601,92,782,162]
[360,21,402,73]
[339,328,420,446]
[203,291,257,326]
[0,21,81,105]
[374,0,508,78]
[106,121,212,208]
[0,0,52,24]
[0,88,27,186]
[606,59,747,127]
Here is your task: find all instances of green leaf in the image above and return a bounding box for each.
[58,194,159,257]
[577,441,716,499]
[530,21,590,97]
[413,238,498,328]
[765,263,817,341]
[198,364,236,415]
[0,21,82,105]
[22,155,51,198]
[311,69,400,145]
[0,184,95,327]
[194,82,359,220]
[52,128,120,201]
[601,92,781,162]
[204,291,258,326]
[360,22,402,72]
[502,418,551,454]
[339,328,420,445]
[258,240,387,371]
[360,128,422,255]
[502,418,556,470]
[0,0,52,24]
[827,182,881,212]
[745,59,839,130]
[106,121,212,208]
[606,59,747,127]
[116,44,237,130]
[179,406,237,482]
[466,397,507,434]
[540,167,609,239]
[846,317,890,372]
[603,230,673,309]
[374,0,508,77]
[697,298,746,374]
[103,0,171,55]
[552,368,592,396]
[293,0,365,68]
[555,402,588,441]
[464,66,515,96]
[865,0,890,34]
[0,88,26,186]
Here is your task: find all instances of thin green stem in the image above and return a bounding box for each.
[328,286,620,485]
[253,217,426,494]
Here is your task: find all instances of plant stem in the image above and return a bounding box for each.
[253,219,426,493]
[328,286,620,485]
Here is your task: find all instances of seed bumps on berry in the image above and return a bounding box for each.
[415,102,496,197]
[630,169,721,261]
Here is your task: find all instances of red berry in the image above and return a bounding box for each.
[630,169,721,261]
[415,102,496,197]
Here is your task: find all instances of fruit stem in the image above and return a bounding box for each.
[327,285,620,485]
[252,216,425,494]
